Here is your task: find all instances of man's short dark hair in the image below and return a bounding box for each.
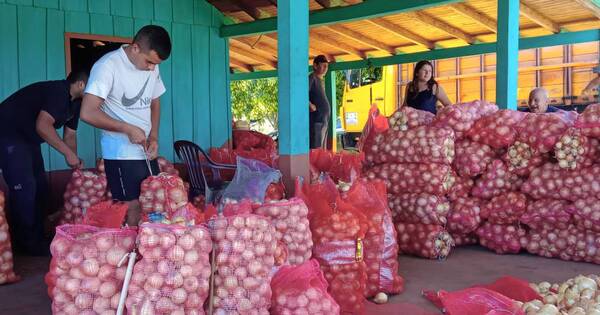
[66,70,89,84]
[313,55,329,65]
[133,25,172,60]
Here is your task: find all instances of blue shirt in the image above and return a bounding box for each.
[519,105,559,113]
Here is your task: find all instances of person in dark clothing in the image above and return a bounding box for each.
[0,71,87,255]
[522,87,559,113]
[402,60,452,115]
[309,55,331,149]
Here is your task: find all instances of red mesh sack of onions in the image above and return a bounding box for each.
[520,199,573,230]
[46,225,136,314]
[0,191,18,284]
[365,125,455,166]
[139,173,188,222]
[521,226,600,264]
[330,151,364,183]
[447,176,474,202]
[366,163,456,196]
[254,198,313,265]
[388,193,450,225]
[447,197,482,235]
[570,197,600,233]
[467,109,526,149]
[388,106,434,131]
[475,222,525,254]
[480,192,528,225]
[554,128,600,170]
[341,179,403,297]
[95,159,112,199]
[209,214,276,315]
[514,112,571,153]
[310,196,368,314]
[520,163,600,201]
[157,156,179,176]
[471,159,521,200]
[358,104,389,156]
[310,149,334,174]
[82,200,128,228]
[453,139,495,177]
[432,100,498,139]
[450,233,478,247]
[502,143,549,177]
[126,223,211,314]
[60,170,109,225]
[574,103,600,138]
[395,223,454,259]
[270,259,340,315]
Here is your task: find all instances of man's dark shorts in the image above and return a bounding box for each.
[104,159,159,201]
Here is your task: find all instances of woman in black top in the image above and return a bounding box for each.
[402,60,452,114]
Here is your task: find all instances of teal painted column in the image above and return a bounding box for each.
[277,0,310,192]
[325,70,337,151]
[496,0,519,110]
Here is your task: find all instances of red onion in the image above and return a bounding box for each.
[60,170,108,225]
[209,214,276,314]
[472,159,522,200]
[481,192,528,225]
[515,113,571,153]
[520,199,573,230]
[329,151,364,183]
[366,163,456,196]
[388,106,434,131]
[432,100,498,139]
[570,197,600,233]
[447,197,482,235]
[126,224,211,314]
[447,176,474,202]
[395,222,454,259]
[0,191,18,285]
[451,233,479,247]
[264,182,286,202]
[366,125,455,165]
[254,198,313,265]
[270,259,340,315]
[157,156,180,176]
[47,225,136,314]
[388,193,450,225]
[467,109,526,149]
[521,163,600,201]
[574,103,600,138]
[139,173,189,222]
[453,140,495,177]
[475,222,525,254]
[521,226,600,264]
[554,128,599,170]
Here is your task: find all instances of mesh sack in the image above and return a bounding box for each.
[574,103,600,138]
[388,193,450,225]
[471,159,521,200]
[520,163,600,201]
[139,172,188,222]
[46,224,137,314]
[447,197,482,235]
[514,112,571,153]
[0,191,18,284]
[83,200,128,228]
[475,222,525,254]
[220,157,281,204]
[126,223,212,314]
[388,106,434,131]
[453,139,495,177]
[467,109,526,149]
[270,259,340,315]
[481,192,528,225]
[157,156,180,176]
[520,199,573,230]
[60,170,108,225]
[365,163,456,196]
[554,128,600,170]
[570,197,600,233]
[395,223,454,259]
[432,100,498,139]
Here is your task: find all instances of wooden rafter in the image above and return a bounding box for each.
[573,0,600,19]
[406,12,475,44]
[519,2,561,33]
[229,44,278,68]
[263,33,324,58]
[366,18,434,50]
[235,0,267,20]
[311,31,366,59]
[450,3,497,33]
[232,37,278,59]
[267,0,277,7]
[230,57,254,72]
[315,0,333,8]
[324,25,396,54]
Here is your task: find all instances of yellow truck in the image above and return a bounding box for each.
[339,42,599,147]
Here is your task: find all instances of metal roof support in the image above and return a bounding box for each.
[496,0,519,110]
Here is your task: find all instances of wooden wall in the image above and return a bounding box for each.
[0,0,232,171]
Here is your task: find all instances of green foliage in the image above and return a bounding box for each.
[230,78,279,129]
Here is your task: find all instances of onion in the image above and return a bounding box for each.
[453,140,495,177]
[139,172,189,223]
[481,192,528,224]
[366,163,456,196]
[432,100,498,139]
[521,199,573,230]
[521,163,600,201]
[59,170,108,225]
[447,197,482,235]
[476,222,525,254]
[388,193,449,225]
[472,159,521,200]
[575,103,600,138]
[396,222,454,259]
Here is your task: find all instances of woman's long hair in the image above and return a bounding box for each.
[407,60,438,100]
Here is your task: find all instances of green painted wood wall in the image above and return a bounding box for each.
[0,0,231,170]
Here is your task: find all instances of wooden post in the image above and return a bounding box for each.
[496,0,519,110]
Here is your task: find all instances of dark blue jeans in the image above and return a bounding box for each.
[0,137,48,256]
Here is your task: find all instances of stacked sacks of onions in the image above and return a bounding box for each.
[574,103,600,138]
[139,173,188,223]
[209,212,277,315]
[126,224,212,314]
[471,159,522,200]
[554,128,600,170]
[520,163,600,202]
[520,226,600,264]
[60,170,108,225]
[475,222,526,254]
[481,192,528,225]
[366,163,456,196]
[570,197,600,233]
[453,139,495,178]
[46,225,136,314]
[395,223,454,259]
[387,106,434,132]
[340,179,404,298]
[270,259,340,315]
[387,193,450,226]
[520,200,573,230]
[467,109,527,149]
[0,191,18,284]
[432,100,498,139]
[254,198,313,265]
[447,197,482,236]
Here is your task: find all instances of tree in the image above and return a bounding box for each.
[230,78,279,129]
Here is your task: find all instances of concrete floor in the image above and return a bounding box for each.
[1,246,599,315]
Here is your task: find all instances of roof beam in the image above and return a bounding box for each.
[573,0,600,19]
[315,0,333,8]
[311,32,367,58]
[229,57,254,72]
[267,0,277,7]
[519,2,561,33]
[220,0,463,38]
[235,0,266,20]
[406,11,475,44]
[366,18,434,50]
[263,33,326,58]
[229,44,278,68]
[324,25,396,54]
[231,37,278,59]
[450,3,497,33]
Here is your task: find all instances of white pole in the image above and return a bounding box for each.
[117,252,137,315]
